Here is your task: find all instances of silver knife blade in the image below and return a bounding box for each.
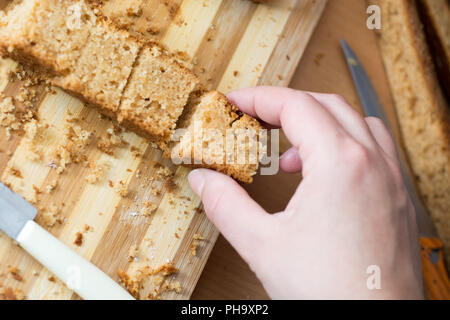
[0,182,37,239]
[341,39,437,237]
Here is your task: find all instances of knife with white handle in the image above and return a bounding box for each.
[0,182,134,300]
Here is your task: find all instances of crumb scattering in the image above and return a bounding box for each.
[51,122,92,173]
[37,203,61,228]
[0,96,20,138]
[85,161,108,184]
[0,286,25,300]
[97,127,123,155]
[118,263,179,299]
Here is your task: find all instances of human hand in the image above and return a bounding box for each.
[188,87,423,299]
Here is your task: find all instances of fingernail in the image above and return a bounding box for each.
[188,169,205,195]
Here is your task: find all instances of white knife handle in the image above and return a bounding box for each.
[16,220,134,300]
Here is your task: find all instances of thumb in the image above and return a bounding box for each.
[188,169,271,260]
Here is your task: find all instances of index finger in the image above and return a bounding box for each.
[227,86,348,158]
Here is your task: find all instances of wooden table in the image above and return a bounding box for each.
[191,0,402,300]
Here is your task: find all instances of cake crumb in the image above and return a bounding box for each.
[118,263,179,299]
[8,267,23,282]
[97,127,123,155]
[8,166,23,178]
[38,203,61,228]
[153,263,178,276]
[190,234,205,256]
[143,201,157,216]
[161,280,181,294]
[52,123,92,172]
[0,287,25,300]
[73,232,83,246]
[85,161,107,184]
[128,244,138,262]
[166,178,177,192]
[115,180,129,197]
[45,180,58,194]
[0,96,20,139]
[314,53,324,66]
[156,165,173,179]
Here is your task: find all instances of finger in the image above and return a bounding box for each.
[227,87,349,165]
[188,169,271,260]
[365,117,398,160]
[280,147,302,173]
[306,92,376,148]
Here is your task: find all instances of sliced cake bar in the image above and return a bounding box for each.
[0,0,264,183]
[53,18,141,116]
[0,0,95,73]
[375,0,450,266]
[167,91,264,183]
[119,43,199,141]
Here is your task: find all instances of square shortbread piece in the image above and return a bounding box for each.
[53,18,141,114]
[168,91,264,183]
[119,44,199,141]
[0,0,95,73]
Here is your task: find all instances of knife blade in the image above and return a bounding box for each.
[341,39,450,299]
[0,182,37,239]
[341,39,437,237]
[0,182,134,300]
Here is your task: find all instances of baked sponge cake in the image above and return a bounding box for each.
[0,0,95,73]
[0,0,141,116]
[119,44,199,141]
[375,0,450,266]
[0,0,264,183]
[167,91,265,183]
[53,18,141,116]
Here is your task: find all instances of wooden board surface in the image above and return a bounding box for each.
[0,0,326,300]
[192,0,401,300]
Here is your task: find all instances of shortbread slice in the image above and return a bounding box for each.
[0,0,95,73]
[53,18,141,115]
[119,44,199,141]
[168,91,264,183]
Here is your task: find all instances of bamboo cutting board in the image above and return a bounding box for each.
[0,0,326,300]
